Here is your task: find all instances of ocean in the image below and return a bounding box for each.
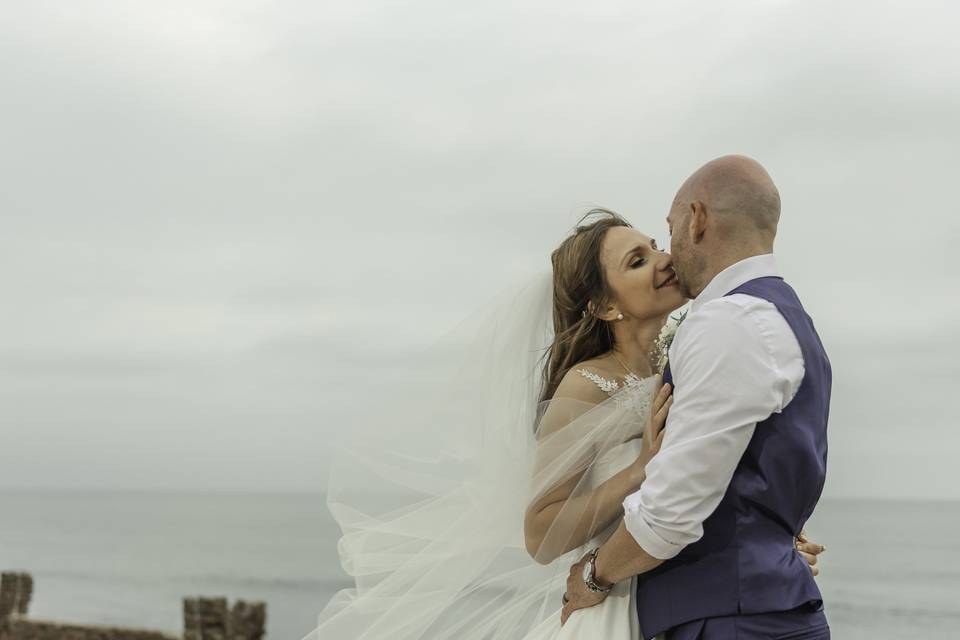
[1,490,957,639]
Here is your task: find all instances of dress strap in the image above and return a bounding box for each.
[575,368,621,396]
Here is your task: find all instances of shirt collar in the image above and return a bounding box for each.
[690,253,781,314]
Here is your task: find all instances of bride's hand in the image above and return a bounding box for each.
[629,379,673,485]
[796,529,826,577]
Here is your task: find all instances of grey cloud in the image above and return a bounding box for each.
[1,0,958,498]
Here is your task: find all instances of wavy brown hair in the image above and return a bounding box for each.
[539,209,632,403]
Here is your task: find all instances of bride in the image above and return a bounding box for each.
[307,209,824,640]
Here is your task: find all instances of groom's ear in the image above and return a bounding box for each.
[689,201,708,244]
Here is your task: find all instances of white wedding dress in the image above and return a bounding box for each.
[521,369,663,640]
[307,273,667,640]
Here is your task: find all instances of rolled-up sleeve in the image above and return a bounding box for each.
[622,295,804,560]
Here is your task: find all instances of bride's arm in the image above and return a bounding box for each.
[524,456,645,564]
[523,375,672,565]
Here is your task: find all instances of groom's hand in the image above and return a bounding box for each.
[560,552,610,626]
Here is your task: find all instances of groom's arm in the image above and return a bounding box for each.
[592,520,663,586]
[594,295,805,584]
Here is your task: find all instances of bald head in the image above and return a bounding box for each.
[675,154,781,235]
[667,155,782,298]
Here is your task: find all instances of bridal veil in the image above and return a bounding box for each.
[305,270,649,640]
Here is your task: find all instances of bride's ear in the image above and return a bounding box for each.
[588,300,620,322]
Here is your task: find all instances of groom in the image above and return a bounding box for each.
[562,155,831,639]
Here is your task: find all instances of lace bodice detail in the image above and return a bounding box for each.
[576,369,644,395]
[575,368,656,418]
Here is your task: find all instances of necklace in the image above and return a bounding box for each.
[611,350,641,379]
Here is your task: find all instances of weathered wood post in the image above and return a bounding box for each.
[15,574,31,616]
[184,597,229,640]
[0,573,17,620]
[229,600,266,640]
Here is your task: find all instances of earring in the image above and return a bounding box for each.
[616,313,624,321]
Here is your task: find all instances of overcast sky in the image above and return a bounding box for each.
[1,0,957,500]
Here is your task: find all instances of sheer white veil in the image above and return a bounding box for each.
[305,268,652,640]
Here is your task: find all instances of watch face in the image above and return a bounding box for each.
[582,559,592,583]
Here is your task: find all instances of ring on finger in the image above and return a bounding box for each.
[562,593,569,605]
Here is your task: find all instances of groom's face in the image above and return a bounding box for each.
[666,203,701,300]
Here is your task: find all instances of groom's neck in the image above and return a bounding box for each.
[692,243,775,298]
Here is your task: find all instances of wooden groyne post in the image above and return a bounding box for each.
[183,597,266,640]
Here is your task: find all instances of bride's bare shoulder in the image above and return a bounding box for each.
[552,357,620,403]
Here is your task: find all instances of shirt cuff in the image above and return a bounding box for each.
[622,499,687,561]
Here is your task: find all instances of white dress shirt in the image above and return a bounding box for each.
[622,254,806,560]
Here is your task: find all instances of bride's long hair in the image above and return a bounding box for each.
[541,209,632,403]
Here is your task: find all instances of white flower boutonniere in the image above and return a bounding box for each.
[651,310,687,374]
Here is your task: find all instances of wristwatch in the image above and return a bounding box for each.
[581,547,613,594]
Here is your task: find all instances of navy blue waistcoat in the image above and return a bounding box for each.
[635,276,831,639]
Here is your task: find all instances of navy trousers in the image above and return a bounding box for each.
[665,604,830,640]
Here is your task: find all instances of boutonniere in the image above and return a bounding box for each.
[651,309,687,374]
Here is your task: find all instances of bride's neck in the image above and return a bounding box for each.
[610,315,668,377]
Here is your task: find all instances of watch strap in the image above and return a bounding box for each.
[584,547,613,593]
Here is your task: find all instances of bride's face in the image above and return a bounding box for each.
[599,226,687,321]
